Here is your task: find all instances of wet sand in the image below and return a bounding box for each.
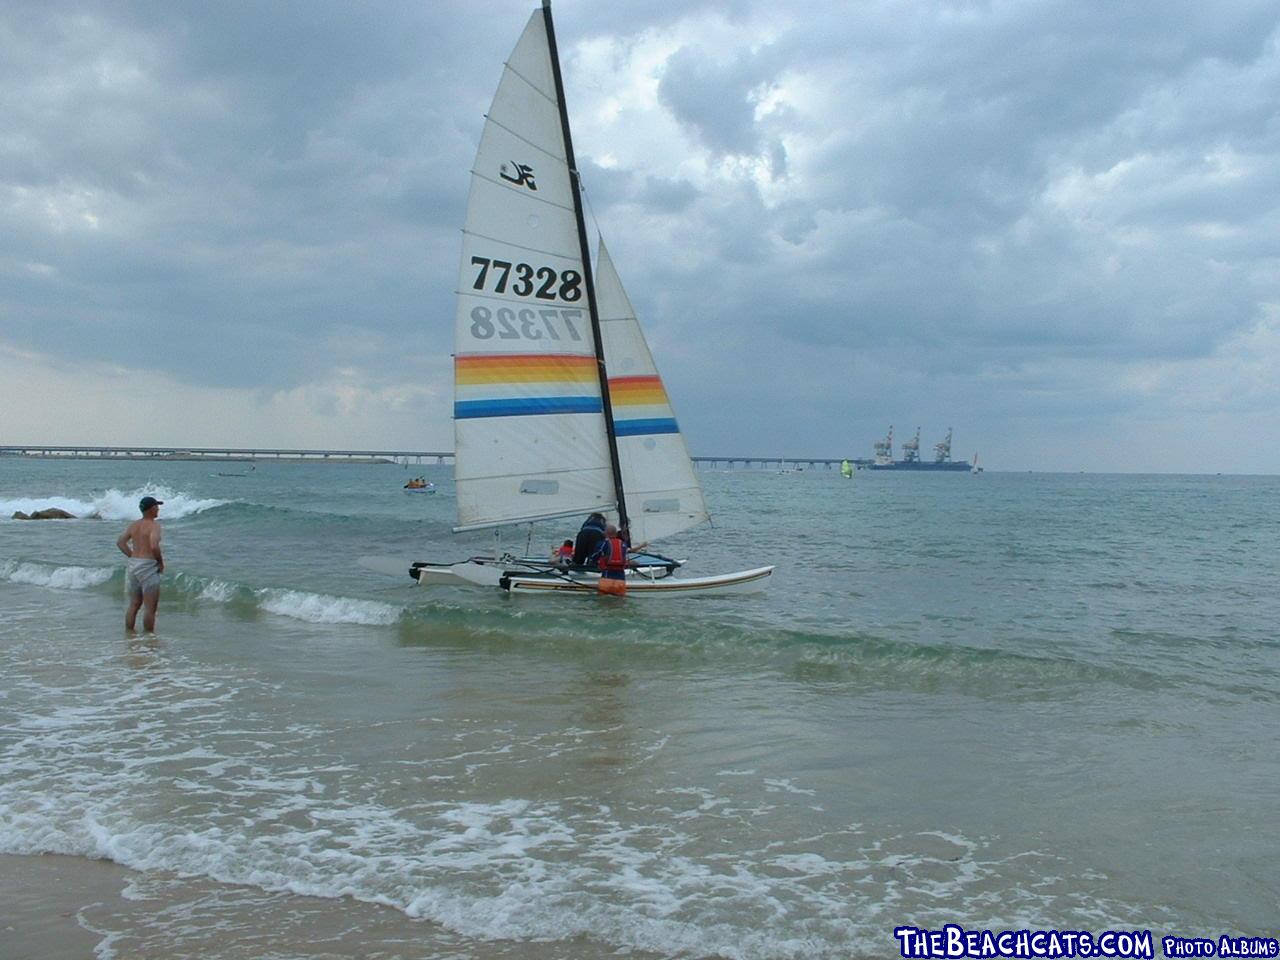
[0,853,661,959]
[1,854,121,959]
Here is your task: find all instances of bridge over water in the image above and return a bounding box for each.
[0,445,867,470]
[0,445,452,463]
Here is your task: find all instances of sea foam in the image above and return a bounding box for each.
[1,557,403,627]
[0,560,115,590]
[0,485,226,521]
[256,589,402,625]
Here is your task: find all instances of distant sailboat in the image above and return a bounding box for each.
[840,459,853,479]
[389,2,772,596]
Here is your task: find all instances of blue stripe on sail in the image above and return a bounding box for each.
[454,396,603,419]
[614,418,680,437]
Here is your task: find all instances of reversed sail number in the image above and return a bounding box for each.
[471,257,582,302]
[470,306,585,341]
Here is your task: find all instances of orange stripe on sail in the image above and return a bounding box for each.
[456,353,598,385]
[608,375,668,405]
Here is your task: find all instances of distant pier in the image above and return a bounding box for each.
[0,445,865,469]
[0,445,453,464]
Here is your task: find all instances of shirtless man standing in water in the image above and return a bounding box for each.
[116,496,165,632]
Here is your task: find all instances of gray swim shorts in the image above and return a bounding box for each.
[126,557,161,596]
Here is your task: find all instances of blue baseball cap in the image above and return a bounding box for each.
[139,496,163,513]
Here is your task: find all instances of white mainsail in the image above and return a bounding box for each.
[595,240,710,543]
[452,11,615,531]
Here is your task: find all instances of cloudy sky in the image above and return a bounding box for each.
[2,0,1278,472]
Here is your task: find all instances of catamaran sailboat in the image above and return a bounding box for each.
[385,2,772,596]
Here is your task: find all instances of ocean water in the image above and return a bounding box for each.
[1,457,1277,958]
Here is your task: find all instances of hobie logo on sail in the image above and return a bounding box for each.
[499,161,537,190]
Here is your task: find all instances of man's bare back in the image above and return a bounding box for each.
[117,497,165,632]
[118,517,163,560]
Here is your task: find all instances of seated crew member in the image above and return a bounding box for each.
[572,512,608,565]
[551,539,575,564]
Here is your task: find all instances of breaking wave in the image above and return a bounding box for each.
[256,589,402,625]
[0,560,117,590]
[0,485,227,521]
[1,562,402,626]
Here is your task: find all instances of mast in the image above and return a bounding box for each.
[541,0,629,531]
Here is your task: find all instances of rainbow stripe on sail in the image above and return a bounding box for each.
[454,353,602,419]
[608,375,679,436]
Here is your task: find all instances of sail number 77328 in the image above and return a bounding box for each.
[471,257,582,302]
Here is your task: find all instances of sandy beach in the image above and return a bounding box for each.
[1,852,459,959]
[1,854,121,959]
[0,852,660,959]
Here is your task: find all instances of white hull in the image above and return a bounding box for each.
[503,565,773,596]
[408,558,771,596]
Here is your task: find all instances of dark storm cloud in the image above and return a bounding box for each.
[0,0,498,387]
[658,45,777,157]
[619,1,1280,413]
[637,176,701,214]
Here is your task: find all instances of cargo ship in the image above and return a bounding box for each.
[863,427,975,472]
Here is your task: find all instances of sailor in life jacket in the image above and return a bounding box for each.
[552,539,574,565]
[593,524,628,580]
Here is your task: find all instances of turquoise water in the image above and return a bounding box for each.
[2,458,1277,957]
